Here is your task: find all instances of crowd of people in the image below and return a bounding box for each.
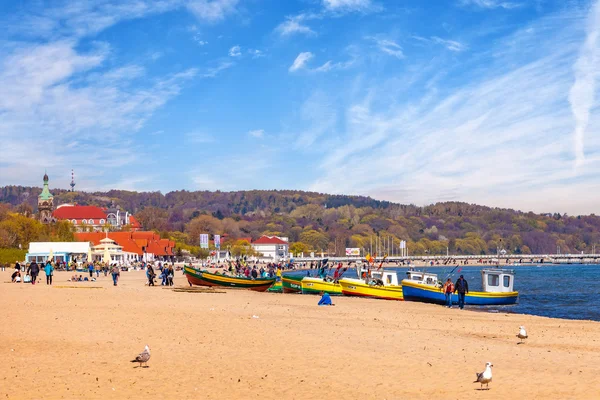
[8,259,178,287]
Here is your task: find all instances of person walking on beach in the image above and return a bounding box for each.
[88,262,94,279]
[454,275,469,309]
[442,278,454,308]
[111,264,120,286]
[44,260,54,285]
[147,265,155,286]
[27,261,40,285]
[167,265,174,286]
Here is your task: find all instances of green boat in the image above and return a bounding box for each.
[282,274,302,293]
[267,281,283,293]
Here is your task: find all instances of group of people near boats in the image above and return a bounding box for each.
[206,259,293,281]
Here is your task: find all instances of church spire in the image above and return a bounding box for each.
[38,171,54,223]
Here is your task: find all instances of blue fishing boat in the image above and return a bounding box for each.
[401,268,518,306]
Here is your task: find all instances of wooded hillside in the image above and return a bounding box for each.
[1,185,598,256]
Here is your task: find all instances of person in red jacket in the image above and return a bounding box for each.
[442,278,454,308]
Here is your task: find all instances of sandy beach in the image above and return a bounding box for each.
[1,269,599,400]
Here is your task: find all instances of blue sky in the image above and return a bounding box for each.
[1,0,600,214]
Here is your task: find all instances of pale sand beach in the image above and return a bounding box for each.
[1,269,599,400]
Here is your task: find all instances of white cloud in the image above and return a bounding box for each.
[248,129,265,138]
[295,91,337,148]
[276,14,317,37]
[368,37,404,59]
[229,45,241,57]
[323,0,381,13]
[0,2,200,189]
[186,0,239,22]
[193,34,208,46]
[307,10,600,214]
[289,51,355,73]
[431,36,467,52]
[569,0,600,168]
[413,36,467,52]
[150,51,163,61]
[248,49,265,58]
[458,0,521,10]
[289,52,315,72]
[202,61,234,78]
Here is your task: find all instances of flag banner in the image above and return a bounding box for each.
[200,234,209,249]
[214,234,221,249]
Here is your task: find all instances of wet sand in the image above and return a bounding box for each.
[1,269,599,399]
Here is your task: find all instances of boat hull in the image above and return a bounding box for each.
[339,278,404,301]
[282,275,302,293]
[184,267,276,292]
[183,266,214,287]
[301,277,343,295]
[401,280,518,306]
[267,281,282,293]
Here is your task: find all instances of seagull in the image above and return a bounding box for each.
[130,345,151,368]
[474,362,493,390]
[517,326,528,344]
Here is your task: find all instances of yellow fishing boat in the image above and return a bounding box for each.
[301,277,343,295]
[339,270,404,301]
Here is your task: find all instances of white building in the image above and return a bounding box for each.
[26,242,91,264]
[251,236,289,262]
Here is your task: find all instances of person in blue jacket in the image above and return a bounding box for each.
[318,292,334,306]
[44,260,54,285]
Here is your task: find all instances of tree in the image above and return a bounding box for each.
[135,207,169,231]
[299,229,329,251]
[185,215,223,246]
[197,248,210,260]
[290,241,310,255]
[52,220,75,242]
[230,240,256,257]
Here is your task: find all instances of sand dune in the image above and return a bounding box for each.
[1,269,599,399]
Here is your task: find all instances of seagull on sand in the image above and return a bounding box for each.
[517,326,528,344]
[474,362,493,390]
[131,345,151,368]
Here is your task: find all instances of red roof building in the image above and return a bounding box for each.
[252,236,289,245]
[75,231,175,261]
[53,204,141,232]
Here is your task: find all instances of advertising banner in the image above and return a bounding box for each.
[345,248,360,256]
[214,234,221,249]
[200,234,209,249]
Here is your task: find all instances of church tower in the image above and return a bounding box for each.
[38,171,54,224]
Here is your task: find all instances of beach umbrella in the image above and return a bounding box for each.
[87,245,93,262]
[103,248,111,264]
[48,248,53,261]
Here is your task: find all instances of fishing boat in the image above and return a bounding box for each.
[183,266,276,292]
[282,274,303,293]
[267,280,282,293]
[338,264,404,301]
[300,277,343,295]
[183,265,213,286]
[401,268,519,306]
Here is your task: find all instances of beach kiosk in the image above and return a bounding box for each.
[26,242,91,264]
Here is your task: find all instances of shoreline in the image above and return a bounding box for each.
[1,269,599,399]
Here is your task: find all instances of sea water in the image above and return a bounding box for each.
[296,264,600,321]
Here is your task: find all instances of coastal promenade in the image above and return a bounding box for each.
[293,253,600,265]
[1,269,599,399]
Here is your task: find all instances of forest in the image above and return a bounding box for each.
[1,184,599,258]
